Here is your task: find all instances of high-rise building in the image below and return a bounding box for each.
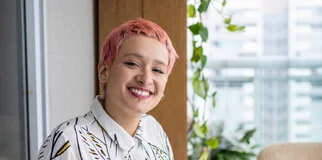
[203,0,260,135]
[288,0,322,142]
[257,0,289,146]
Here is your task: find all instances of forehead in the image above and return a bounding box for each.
[117,35,169,63]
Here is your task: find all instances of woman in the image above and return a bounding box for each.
[38,18,178,160]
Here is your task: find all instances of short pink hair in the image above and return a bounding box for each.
[100,18,179,76]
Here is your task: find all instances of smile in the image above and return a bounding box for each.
[128,87,153,99]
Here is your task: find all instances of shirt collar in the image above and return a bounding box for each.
[90,96,143,151]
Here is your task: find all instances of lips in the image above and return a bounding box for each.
[127,87,154,99]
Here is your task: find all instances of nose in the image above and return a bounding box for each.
[136,69,153,86]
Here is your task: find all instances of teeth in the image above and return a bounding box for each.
[130,88,150,96]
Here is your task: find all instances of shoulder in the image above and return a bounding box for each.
[141,114,158,122]
[38,112,96,159]
[140,114,174,159]
[51,112,95,135]
[141,114,168,138]
[141,114,162,129]
[41,111,97,147]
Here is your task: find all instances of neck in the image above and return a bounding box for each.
[99,97,141,136]
[112,114,141,136]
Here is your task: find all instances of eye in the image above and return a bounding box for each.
[124,61,139,67]
[153,68,165,74]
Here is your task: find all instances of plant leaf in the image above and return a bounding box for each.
[192,79,207,99]
[193,108,199,118]
[222,0,227,6]
[226,24,238,32]
[226,24,246,32]
[200,150,210,160]
[237,25,246,31]
[192,40,197,48]
[206,137,219,149]
[189,23,208,42]
[193,122,205,138]
[201,122,208,135]
[198,0,211,13]
[224,16,232,25]
[200,55,207,69]
[192,68,201,80]
[240,128,256,144]
[189,23,202,35]
[191,46,203,62]
[188,5,196,18]
[212,98,216,108]
[215,150,256,160]
[203,77,209,93]
[212,92,217,108]
[199,26,208,42]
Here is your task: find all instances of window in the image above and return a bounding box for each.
[188,0,322,149]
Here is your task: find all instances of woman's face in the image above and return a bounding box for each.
[103,35,169,116]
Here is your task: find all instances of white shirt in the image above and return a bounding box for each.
[38,96,174,160]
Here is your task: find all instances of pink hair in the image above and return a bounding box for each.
[100,18,179,76]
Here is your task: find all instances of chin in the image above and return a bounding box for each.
[131,105,155,114]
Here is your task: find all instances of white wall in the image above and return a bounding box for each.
[44,0,95,130]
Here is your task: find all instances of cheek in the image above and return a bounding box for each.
[156,78,168,93]
[106,72,125,90]
[110,66,130,82]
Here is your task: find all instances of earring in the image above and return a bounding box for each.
[100,82,106,88]
[161,94,165,100]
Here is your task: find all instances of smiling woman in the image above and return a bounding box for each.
[98,35,171,134]
[38,19,178,160]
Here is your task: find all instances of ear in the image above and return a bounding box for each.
[98,60,109,89]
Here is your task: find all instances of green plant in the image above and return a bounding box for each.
[209,123,258,160]
[187,0,256,159]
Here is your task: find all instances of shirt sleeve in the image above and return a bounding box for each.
[38,130,76,160]
[157,121,175,160]
[165,133,175,160]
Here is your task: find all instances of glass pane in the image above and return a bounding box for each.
[0,0,28,159]
[187,0,322,153]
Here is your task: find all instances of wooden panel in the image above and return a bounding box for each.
[98,0,187,159]
[98,0,142,94]
[143,1,187,159]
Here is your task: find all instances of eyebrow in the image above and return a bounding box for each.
[123,53,167,66]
